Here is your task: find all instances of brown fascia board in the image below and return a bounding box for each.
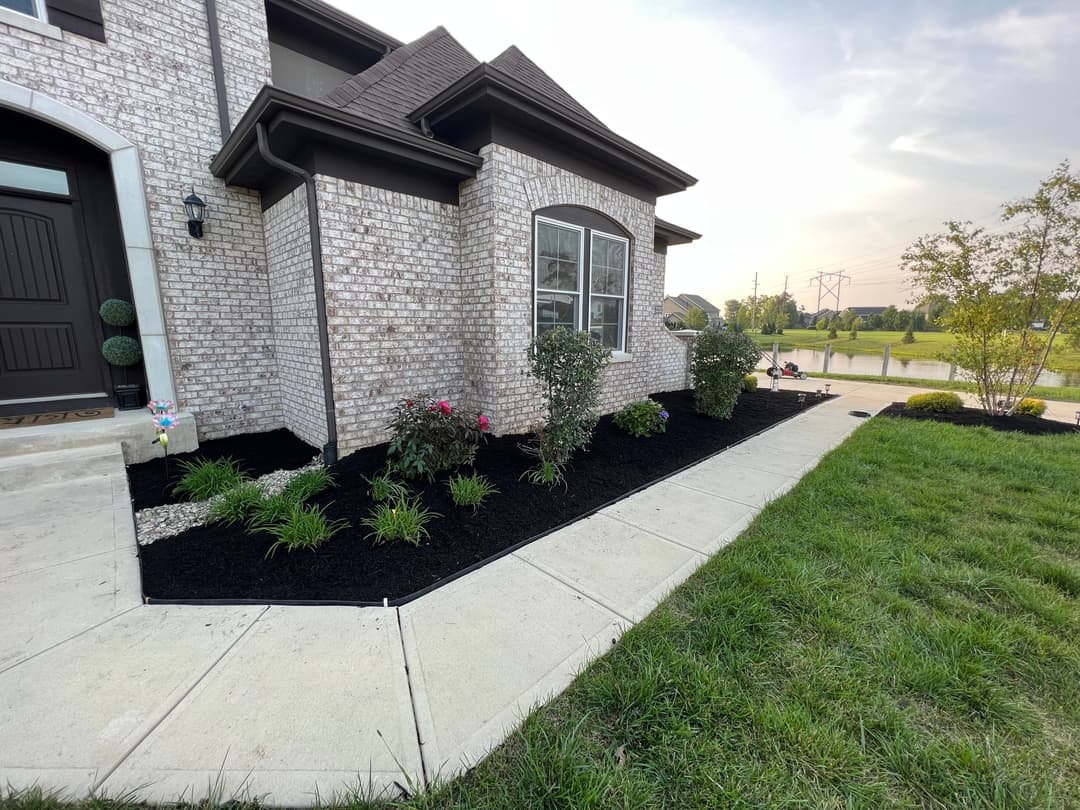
[654,217,702,246]
[265,0,403,53]
[210,86,483,184]
[408,64,698,196]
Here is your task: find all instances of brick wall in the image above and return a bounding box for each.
[463,143,689,435]
[315,177,464,454]
[264,186,327,449]
[0,0,280,439]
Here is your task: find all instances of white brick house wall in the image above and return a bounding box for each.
[315,177,465,453]
[0,0,280,439]
[264,186,327,448]
[304,145,689,454]
[462,144,689,435]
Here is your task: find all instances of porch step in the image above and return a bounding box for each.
[0,442,126,493]
[0,409,197,464]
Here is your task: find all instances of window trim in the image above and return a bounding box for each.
[587,227,630,353]
[532,213,632,353]
[534,215,585,338]
[0,1,61,39]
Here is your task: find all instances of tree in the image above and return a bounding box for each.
[848,316,861,340]
[901,323,916,344]
[682,306,708,330]
[815,318,829,331]
[723,299,741,325]
[881,305,900,331]
[828,325,838,339]
[902,161,1080,415]
[839,308,858,330]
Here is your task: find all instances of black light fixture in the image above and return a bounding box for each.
[183,188,206,238]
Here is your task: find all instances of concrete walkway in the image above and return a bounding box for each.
[0,379,1067,805]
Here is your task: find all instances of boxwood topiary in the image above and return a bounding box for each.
[905,391,963,413]
[102,335,143,366]
[99,298,136,327]
[743,374,758,392]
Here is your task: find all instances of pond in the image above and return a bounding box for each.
[765,347,1078,387]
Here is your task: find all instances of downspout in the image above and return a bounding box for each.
[256,123,339,464]
[204,0,231,141]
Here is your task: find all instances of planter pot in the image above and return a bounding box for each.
[114,383,145,410]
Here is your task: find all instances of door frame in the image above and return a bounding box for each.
[0,78,176,404]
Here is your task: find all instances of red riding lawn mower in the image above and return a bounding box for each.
[766,361,808,380]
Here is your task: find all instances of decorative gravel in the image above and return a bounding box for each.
[135,458,321,545]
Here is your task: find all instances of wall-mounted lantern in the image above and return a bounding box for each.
[183,188,206,238]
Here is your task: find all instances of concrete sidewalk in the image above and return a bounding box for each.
[0,379,984,804]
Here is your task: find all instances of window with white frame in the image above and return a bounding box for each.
[0,0,47,20]
[534,214,630,351]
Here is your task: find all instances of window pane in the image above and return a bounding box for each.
[0,160,69,196]
[536,221,579,293]
[537,292,578,333]
[591,234,626,296]
[0,0,37,15]
[589,296,623,350]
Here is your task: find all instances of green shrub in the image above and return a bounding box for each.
[828,326,838,339]
[905,391,964,413]
[281,467,334,503]
[901,326,916,344]
[612,399,669,438]
[528,326,611,464]
[361,496,439,546]
[101,335,142,366]
[172,456,248,501]
[447,473,499,512]
[1016,398,1046,417]
[98,298,136,327]
[743,374,758,392]
[522,458,566,489]
[691,328,761,420]
[364,471,409,503]
[264,503,348,558]
[248,493,298,532]
[209,483,263,526]
[387,395,488,480]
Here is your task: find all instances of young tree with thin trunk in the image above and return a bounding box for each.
[902,161,1080,415]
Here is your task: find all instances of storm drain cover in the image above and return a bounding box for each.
[848,410,872,418]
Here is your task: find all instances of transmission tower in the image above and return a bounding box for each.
[810,271,851,313]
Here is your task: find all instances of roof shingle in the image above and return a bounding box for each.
[489,45,606,128]
[321,26,479,134]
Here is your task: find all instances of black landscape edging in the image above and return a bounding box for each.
[143,392,837,608]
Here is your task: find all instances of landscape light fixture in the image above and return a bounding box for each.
[183,188,206,238]
[824,383,831,394]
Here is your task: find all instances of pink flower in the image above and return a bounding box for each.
[438,400,452,415]
[429,405,437,412]
[406,400,414,408]
[478,415,490,432]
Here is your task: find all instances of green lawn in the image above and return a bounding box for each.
[6,419,1080,810]
[750,329,1080,374]
[407,418,1080,808]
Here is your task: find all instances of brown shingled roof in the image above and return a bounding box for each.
[321,26,479,134]
[489,45,606,128]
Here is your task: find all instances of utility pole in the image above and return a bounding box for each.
[810,271,850,314]
[751,272,759,331]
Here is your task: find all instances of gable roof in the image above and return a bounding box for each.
[676,294,720,314]
[321,27,479,135]
[489,46,606,128]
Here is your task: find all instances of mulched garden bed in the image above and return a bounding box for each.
[879,403,1080,436]
[127,428,319,511]
[138,389,829,604]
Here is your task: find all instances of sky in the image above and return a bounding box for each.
[333,0,1079,314]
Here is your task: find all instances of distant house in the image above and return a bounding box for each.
[848,306,888,319]
[663,294,723,328]
[805,308,838,327]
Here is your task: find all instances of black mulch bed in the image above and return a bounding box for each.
[880,403,1080,436]
[127,428,319,511]
[138,389,829,604]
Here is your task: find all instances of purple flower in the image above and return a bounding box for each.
[659,410,670,420]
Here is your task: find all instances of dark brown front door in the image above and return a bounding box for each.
[0,193,108,403]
